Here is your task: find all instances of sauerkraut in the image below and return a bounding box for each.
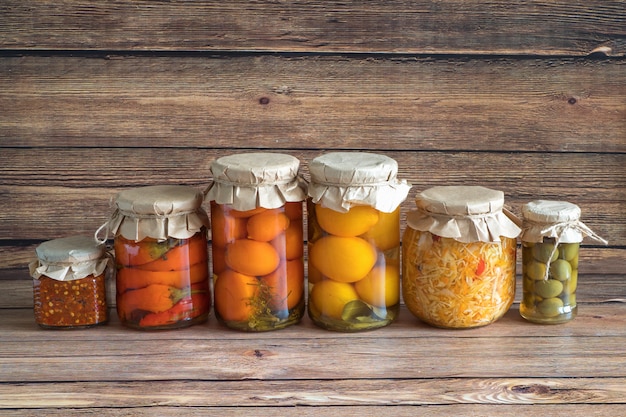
[402,228,516,328]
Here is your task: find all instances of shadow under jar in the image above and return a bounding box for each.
[402,186,521,329]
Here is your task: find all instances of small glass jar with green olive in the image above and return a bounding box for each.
[520,200,607,324]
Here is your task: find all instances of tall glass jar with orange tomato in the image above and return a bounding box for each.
[109,185,211,330]
[205,153,307,331]
[307,152,411,331]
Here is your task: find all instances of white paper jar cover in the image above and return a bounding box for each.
[521,200,607,244]
[108,185,210,242]
[29,235,108,281]
[308,152,411,213]
[205,152,307,211]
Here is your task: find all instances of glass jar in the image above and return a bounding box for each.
[402,186,521,329]
[307,152,411,331]
[520,200,607,324]
[205,153,307,331]
[29,235,110,329]
[109,185,211,330]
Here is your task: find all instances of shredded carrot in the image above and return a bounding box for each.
[402,229,516,328]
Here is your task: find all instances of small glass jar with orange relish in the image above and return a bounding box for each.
[205,153,307,331]
[307,152,411,332]
[29,235,110,329]
[402,186,521,329]
[108,185,211,330]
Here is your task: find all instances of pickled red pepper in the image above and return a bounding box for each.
[116,233,210,328]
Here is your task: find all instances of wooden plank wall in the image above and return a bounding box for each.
[1,1,624,307]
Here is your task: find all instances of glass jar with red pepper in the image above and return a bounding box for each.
[108,185,211,330]
[29,235,110,329]
[205,153,307,331]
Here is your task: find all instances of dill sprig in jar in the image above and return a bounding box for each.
[402,186,521,329]
[520,200,607,324]
[29,235,110,329]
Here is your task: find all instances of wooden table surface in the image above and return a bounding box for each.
[1,2,624,415]
[2,275,625,416]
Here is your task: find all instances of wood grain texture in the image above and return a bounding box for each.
[1,378,625,408]
[1,149,623,245]
[1,303,625,415]
[1,306,626,383]
[1,1,625,415]
[3,405,626,417]
[1,1,625,56]
[1,55,624,152]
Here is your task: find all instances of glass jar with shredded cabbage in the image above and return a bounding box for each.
[402,186,521,329]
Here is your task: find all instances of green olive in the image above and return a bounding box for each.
[558,243,579,261]
[537,297,564,317]
[526,262,547,280]
[562,270,578,294]
[549,259,572,281]
[522,292,539,307]
[532,243,559,264]
[534,279,564,299]
[569,253,579,269]
[522,275,536,291]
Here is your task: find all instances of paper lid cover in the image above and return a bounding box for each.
[521,200,607,244]
[109,185,209,241]
[406,185,521,243]
[29,235,108,281]
[308,152,411,213]
[205,153,307,211]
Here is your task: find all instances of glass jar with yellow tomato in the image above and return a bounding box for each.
[205,153,307,331]
[307,152,411,331]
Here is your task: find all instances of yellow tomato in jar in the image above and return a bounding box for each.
[309,236,377,283]
[360,209,400,251]
[354,264,400,308]
[315,205,379,237]
[310,279,360,320]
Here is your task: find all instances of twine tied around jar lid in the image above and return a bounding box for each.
[29,235,109,282]
[521,200,608,280]
[307,152,411,213]
[96,185,210,243]
[406,185,522,243]
[205,152,307,212]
